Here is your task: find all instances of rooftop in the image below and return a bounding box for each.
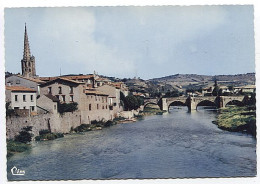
[6,86,36,92]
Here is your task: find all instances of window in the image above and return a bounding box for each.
[31,106,35,111]
[14,107,19,110]
[114,103,117,106]
[15,95,18,102]
[31,95,33,102]
[48,87,52,94]
[106,105,107,109]
[58,87,62,94]
[70,95,74,102]
[62,95,65,102]
[23,95,26,102]
[102,106,104,109]
[54,105,56,110]
[89,104,91,111]
[69,86,73,94]
[23,106,26,109]
[97,104,99,109]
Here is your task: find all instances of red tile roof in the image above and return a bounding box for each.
[6,86,36,92]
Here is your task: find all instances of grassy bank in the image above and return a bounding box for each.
[214,106,256,137]
[72,120,116,133]
[140,105,166,116]
[7,140,31,157]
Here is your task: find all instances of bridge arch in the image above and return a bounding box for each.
[196,100,217,110]
[143,102,159,109]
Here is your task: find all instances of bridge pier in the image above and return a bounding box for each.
[187,97,197,111]
[161,98,168,111]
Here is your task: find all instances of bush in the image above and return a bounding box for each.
[14,126,33,144]
[58,102,78,114]
[104,120,113,127]
[35,132,64,141]
[39,129,51,135]
[7,140,31,157]
[74,124,91,132]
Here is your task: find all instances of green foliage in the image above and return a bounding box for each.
[35,132,64,141]
[124,95,140,110]
[39,129,51,135]
[58,102,78,114]
[164,90,181,97]
[7,140,31,157]
[104,120,113,127]
[215,106,256,137]
[74,124,91,132]
[14,126,33,144]
[6,102,15,117]
[212,86,220,96]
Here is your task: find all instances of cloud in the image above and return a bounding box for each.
[35,7,136,77]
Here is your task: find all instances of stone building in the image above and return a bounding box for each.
[39,77,111,124]
[39,77,85,107]
[37,94,59,114]
[83,89,110,122]
[21,24,37,78]
[97,84,122,118]
[5,74,44,95]
[6,86,37,115]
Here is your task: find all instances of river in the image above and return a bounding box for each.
[7,107,256,180]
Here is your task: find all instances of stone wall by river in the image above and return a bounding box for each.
[6,111,82,139]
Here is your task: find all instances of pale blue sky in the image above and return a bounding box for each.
[4,6,255,79]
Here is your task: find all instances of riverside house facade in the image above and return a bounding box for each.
[39,77,111,124]
[6,86,37,116]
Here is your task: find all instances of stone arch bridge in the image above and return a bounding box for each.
[144,96,246,111]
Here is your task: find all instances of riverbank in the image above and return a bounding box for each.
[139,105,166,116]
[213,106,256,137]
[7,140,31,157]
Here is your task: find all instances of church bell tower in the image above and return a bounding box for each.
[21,23,36,78]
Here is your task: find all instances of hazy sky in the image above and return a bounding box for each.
[4,6,255,79]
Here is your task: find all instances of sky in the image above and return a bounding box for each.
[4,6,255,79]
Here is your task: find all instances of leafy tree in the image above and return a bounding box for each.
[58,102,78,114]
[228,85,234,92]
[212,79,219,96]
[14,126,33,144]
[6,102,15,117]
[124,96,140,110]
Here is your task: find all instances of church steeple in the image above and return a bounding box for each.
[23,23,31,60]
[21,23,36,78]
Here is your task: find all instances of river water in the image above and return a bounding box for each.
[7,107,256,180]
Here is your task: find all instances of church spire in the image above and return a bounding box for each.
[21,23,36,78]
[23,23,31,60]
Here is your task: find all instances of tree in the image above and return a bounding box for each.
[212,79,219,96]
[124,96,140,110]
[58,102,78,114]
[6,102,15,117]
[14,126,33,143]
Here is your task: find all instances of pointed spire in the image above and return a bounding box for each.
[23,23,31,60]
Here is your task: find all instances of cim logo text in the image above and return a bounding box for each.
[11,166,25,176]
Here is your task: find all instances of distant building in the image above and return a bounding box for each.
[234,85,256,94]
[6,86,37,115]
[21,24,37,78]
[5,74,44,95]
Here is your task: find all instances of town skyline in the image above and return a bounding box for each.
[5,6,255,80]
